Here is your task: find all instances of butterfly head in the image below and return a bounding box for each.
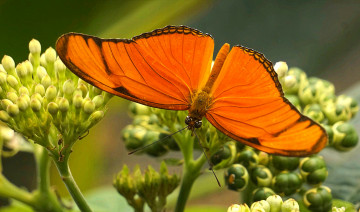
[185,116,202,131]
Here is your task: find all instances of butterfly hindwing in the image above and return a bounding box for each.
[56,26,214,110]
[206,46,327,156]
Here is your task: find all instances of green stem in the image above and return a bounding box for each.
[0,174,35,206]
[33,145,63,212]
[53,153,92,212]
[174,133,207,212]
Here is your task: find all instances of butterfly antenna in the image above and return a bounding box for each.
[193,130,221,187]
[128,126,188,155]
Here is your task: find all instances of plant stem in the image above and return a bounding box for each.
[174,133,207,212]
[53,153,92,212]
[0,174,35,206]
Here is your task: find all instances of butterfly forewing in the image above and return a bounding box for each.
[56,26,214,110]
[206,46,327,156]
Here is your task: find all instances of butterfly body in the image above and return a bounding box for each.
[56,25,327,156]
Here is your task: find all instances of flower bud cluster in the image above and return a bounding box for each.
[113,162,179,212]
[274,62,359,151]
[0,39,112,157]
[227,195,300,212]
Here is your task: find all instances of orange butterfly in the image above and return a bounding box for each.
[56,25,327,156]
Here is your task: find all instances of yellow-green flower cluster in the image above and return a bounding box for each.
[227,195,300,212]
[0,39,112,159]
[274,61,358,151]
[113,162,179,212]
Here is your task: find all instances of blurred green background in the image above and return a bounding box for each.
[1,0,360,210]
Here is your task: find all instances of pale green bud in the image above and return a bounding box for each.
[44,47,56,63]
[332,207,345,212]
[92,95,104,108]
[227,204,250,212]
[332,121,358,151]
[47,102,59,115]
[0,72,7,85]
[89,110,104,123]
[283,75,296,90]
[63,79,75,95]
[23,60,33,74]
[281,199,299,212]
[35,84,45,96]
[37,66,47,80]
[45,85,57,101]
[274,61,288,78]
[31,93,43,103]
[41,75,52,89]
[1,55,15,73]
[322,102,351,124]
[7,104,19,117]
[16,63,28,79]
[92,86,102,95]
[58,98,69,112]
[266,195,282,212]
[6,92,18,103]
[336,95,358,118]
[0,64,5,73]
[73,94,83,108]
[83,100,95,114]
[30,99,42,112]
[250,200,270,212]
[17,96,29,111]
[7,75,19,89]
[40,53,47,67]
[55,59,66,73]
[1,99,13,109]
[0,110,10,122]
[19,86,29,96]
[303,104,324,123]
[77,83,88,96]
[29,39,41,54]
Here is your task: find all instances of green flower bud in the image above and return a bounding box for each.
[29,39,41,54]
[1,55,15,73]
[7,104,19,117]
[0,64,5,73]
[47,102,59,115]
[31,93,43,103]
[224,164,249,191]
[6,92,18,103]
[73,94,83,108]
[63,79,75,96]
[58,98,69,112]
[250,165,273,187]
[23,60,33,75]
[36,66,47,80]
[322,102,351,125]
[303,104,324,123]
[19,86,29,96]
[250,200,270,212]
[77,82,88,96]
[272,172,302,196]
[331,122,358,151]
[319,92,336,106]
[274,61,288,79]
[45,85,57,101]
[129,102,151,116]
[17,96,29,111]
[211,143,231,166]
[322,124,333,146]
[266,195,283,212]
[281,198,300,212]
[336,95,358,118]
[30,98,42,112]
[16,63,28,79]
[44,47,56,64]
[92,86,102,96]
[41,75,52,89]
[88,110,104,124]
[1,99,13,109]
[303,186,332,212]
[298,83,317,105]
[92,95,104,108]
[227,204,250,212]
[122,125,148,151]
[283,67,307,94]
[284,94,301,111]
[83,100,95,114]
[7,75,19,89]
[299,156,328,185]
[143,131,168,157]
[40,53,47,67]
[332,207,345,212]
[258,151,270,166]
[35,84,45,96]
[0,72,7,85]
[0,110,10,122]
[271,155,299,171]
[236,148,259,169]
[252,187,275,202]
